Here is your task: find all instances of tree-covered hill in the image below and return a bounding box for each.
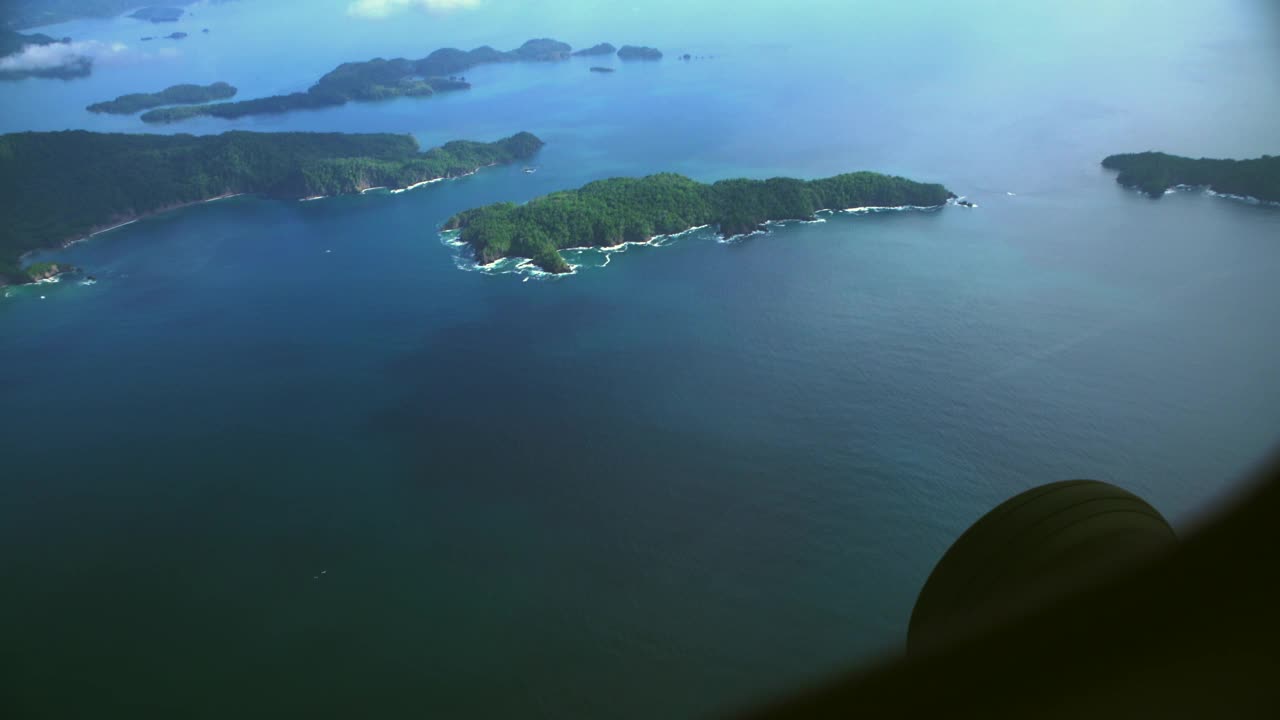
[0,130,543,284]
[444,172,952,274]
[1102,152,1280,202]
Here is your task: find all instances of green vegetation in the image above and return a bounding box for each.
[88,82,237,114]
[1102,152,1280,202]
[142,38,582,124]
[22,262,75,282]
[444,172,952,273]
[617,45,663,60]
[589,67,615,73]
[0,130,543,285]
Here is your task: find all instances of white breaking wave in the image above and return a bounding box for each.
[436,205,943,281]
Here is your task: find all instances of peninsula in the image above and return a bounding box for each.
[0,130,543,285]
[443,172,952,273]
[140,38,614,124]
[2,0,195,29]
[1,28,56,56]
[87,82,237,114]
[1102,152,1280,203]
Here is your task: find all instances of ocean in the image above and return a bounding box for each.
[3,1,1279,716]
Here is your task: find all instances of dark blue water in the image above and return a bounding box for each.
[3,1,1280,717]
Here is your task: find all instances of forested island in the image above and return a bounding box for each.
[617,46,663,60]
[444,172,952,274]
[141,38,633,124]
[87,81,237,114]
[1102,152,1280,203]
[0,130,543,285]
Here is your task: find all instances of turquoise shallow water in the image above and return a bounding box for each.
[3,1,1280,717]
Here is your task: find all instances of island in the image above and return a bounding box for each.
[87,82,237,114]
[140,38,596,124]
[589,67,615,73]
[443,172,952,274]
[165,31,188,40]
[617,45,663,60]
[130,7,184,22]
[1102,151,1280,204]
[0,130,544,286]
[572,43,616,56]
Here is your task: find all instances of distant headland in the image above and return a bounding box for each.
[0,130,544,286]
[573,43,616,56]
[443,172,952,274]
[1102,152,1280,204]
[88,82,237,114]
[139,39,661,124]
[130,7,184,22]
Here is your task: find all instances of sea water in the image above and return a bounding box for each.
[2,1,1279,717]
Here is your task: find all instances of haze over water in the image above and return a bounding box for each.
[3,1,1279,717]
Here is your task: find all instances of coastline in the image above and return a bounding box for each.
[452,203,947,278]
[1153,183,1280,207]
[9,160,513,286]
[8,191,248,286]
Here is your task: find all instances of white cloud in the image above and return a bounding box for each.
[347,0,482,19]
[0,41,104,74]
[0,40,169,77]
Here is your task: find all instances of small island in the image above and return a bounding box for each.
[573,43,616,56]
[0,130,543,286]
[87,82,237,114]
[443,172,952,274]
[166,31,188,40]
[617,45,663,60]
[1102,151,1280,204]
[589,67,615,73]
[130,7,184,22]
